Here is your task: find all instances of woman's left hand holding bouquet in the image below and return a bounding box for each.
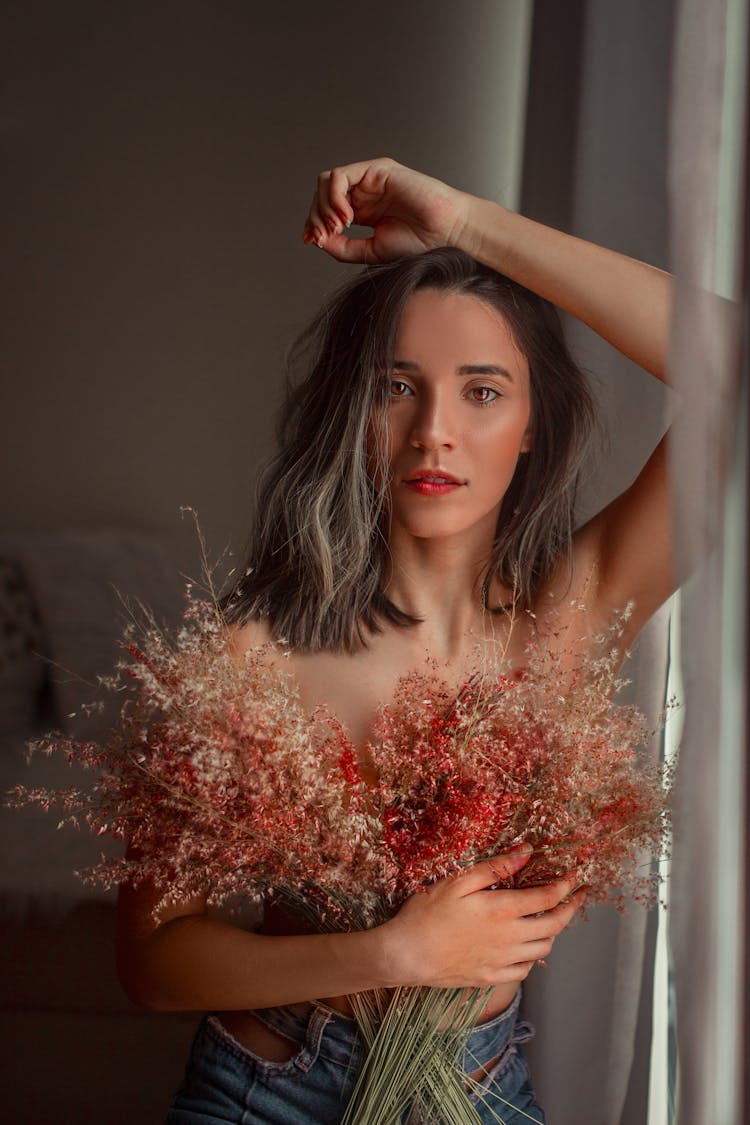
[379,854,584,991]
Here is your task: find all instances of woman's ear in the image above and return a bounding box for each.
[520,427,533,454]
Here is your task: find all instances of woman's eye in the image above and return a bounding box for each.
[469,386,499,404]
[390,379,413,398]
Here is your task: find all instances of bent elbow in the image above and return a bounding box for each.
[116,943,188,1012]
[116,954,164,1011]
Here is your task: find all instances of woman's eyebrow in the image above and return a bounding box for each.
[392,360,515,382]
[458,364,515,381]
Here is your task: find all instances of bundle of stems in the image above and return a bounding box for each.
[344,985,498,1124]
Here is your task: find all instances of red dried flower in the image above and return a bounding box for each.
[6,591,675,927]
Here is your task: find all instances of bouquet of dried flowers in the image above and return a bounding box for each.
[6,571,675,1125]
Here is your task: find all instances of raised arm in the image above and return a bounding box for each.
[304,157,675,634]
[457,202,671,384]
[303,156,671,383]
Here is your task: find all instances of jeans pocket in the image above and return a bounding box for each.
[207,1012,325,1078]
[466,1016,536,1105]
[469,1039,544,1124]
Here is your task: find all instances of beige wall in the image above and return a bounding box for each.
[0,7,535,1117]
[1,0,533,582]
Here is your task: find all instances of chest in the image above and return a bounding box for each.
[280,609,589,773]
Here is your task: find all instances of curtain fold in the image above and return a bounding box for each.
[522,0,748,1120]
[667,0,748,1123]
[521,4,674,1121]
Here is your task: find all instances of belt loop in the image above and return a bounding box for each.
[295,1005,331,1073]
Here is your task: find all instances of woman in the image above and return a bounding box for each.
[116,157,673,1123]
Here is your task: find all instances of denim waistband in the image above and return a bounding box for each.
[247,987,531,1075]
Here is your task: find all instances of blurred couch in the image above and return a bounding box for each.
[0,530,199,1124]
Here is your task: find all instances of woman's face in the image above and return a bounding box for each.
[373,288,532,544]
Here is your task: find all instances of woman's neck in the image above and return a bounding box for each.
[382,534,514,661]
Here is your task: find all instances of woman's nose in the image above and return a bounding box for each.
[408,395,456,451]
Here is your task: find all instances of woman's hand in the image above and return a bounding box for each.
[302,157,470,263]
[379,848,584,990]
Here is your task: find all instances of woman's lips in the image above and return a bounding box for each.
[403,476,464,496]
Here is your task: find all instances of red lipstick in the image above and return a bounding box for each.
[403,468,465,496]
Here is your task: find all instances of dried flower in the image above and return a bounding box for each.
[5,571,676,1125]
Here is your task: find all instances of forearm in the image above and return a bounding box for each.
[453,194,672,382]
[117,913,398,1011]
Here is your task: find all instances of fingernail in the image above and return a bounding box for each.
[345,220,352,228]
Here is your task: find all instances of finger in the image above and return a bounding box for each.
[522,890,585,940]
[506,960,536,982]
[303,195,329,246]
[327,166,357,226]
[515,937,557,963]
[325,158,394,208]
[332,236,376,263]
[316,232,377,264]
[507,876,579,918]
[316,170,351,236]
[312,158,394,235]
[303,196,354,251]
[458,848,533,894]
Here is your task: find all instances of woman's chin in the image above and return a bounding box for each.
[393,513,500,545]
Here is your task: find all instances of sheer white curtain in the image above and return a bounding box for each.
[667,0,748,1123]
[522,4,673,1121]
[523,0,748,1120]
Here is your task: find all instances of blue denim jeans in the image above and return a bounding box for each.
[166,987,545,1124]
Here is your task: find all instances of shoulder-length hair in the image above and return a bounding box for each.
[220,247,597,652]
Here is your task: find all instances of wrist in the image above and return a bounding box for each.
[448,193,511,266]
[372,914,424,989]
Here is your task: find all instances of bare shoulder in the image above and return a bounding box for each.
[224,617,278,665]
